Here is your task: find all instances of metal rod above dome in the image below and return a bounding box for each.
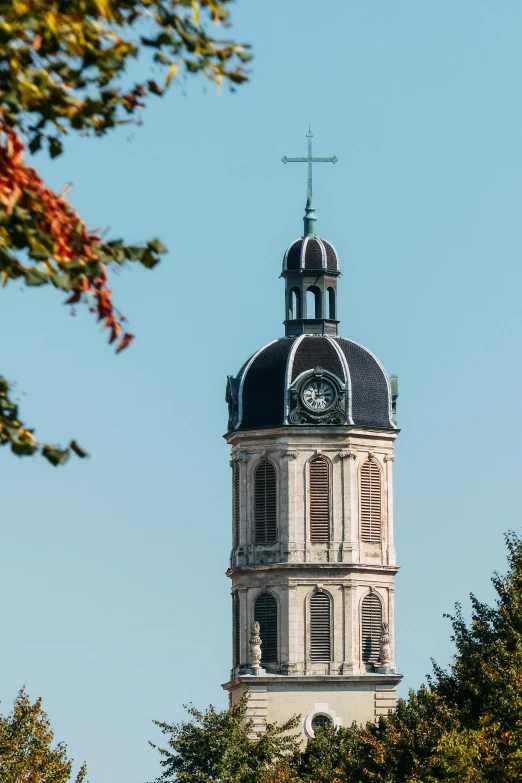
[281,128,338,238]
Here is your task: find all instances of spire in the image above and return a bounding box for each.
[281,128,338,238]
[303,195,317,238]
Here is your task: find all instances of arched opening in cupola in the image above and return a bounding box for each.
[306,286,322,318]
[288,287,302,320]
[327,287,336,319]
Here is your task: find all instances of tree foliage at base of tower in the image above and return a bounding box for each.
[151,533,522,783]
[0,688,86,783]
[0,0,251,465]
[288,531,522,783]
[149,694,300,783]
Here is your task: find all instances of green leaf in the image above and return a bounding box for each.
[50,273,74,291]
[0,396,17,415]
[147,80,164,96]
[140,249,161,269]
[24,268,49,286]
[70,440,89,459]
[11,440,38,456]
[29,134,42,154]
[48,136,63,159]
[42,445,71,467]
[123,246,145,261]
[147,238,167,254]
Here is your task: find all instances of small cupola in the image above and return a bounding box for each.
[282,236,340,336]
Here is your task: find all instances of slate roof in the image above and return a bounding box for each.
[234,335,394,431]
[283,237,339,273]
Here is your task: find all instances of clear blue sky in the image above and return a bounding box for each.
[1,1,521,781]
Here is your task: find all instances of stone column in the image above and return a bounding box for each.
[384,454,395,566]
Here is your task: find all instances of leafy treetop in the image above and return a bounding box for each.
[150,694,300,783]
[0,688,86,783]
[0,0,250,465]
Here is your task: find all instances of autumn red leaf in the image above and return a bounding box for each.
[115,333,135,353]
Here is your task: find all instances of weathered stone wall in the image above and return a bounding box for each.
[223,426,401,730]
[225,676,400,735]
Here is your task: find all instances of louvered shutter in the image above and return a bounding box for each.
[360,460,382,542]
[310,592,331,661]
[233,464,240,546]
[233,594,240,666]
[254,460,277,543]
[361,593,382,663]
[310,458,330,542]
[254,593,278,664]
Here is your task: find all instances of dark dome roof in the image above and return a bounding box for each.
[229,335,395,432]
[283,237,339,273]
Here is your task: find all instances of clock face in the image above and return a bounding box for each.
[302,379,335,412]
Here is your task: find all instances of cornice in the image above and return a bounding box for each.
[226,562,400,578]
[225,426,399,445]
[222,673,403,689]
[223,432,399,451]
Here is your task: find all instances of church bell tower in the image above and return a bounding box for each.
[223,132,402,736]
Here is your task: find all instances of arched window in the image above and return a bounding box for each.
[233,593,240,667]
[233,464,240,547]
[360,460,382,542]
[254,592,278,664]
[254,459,277,543]
[289,287,302,320]
[361,593,382,663]
[327,287,336,319]
[310,457,330,542]
[310,591,331,662]
[306,286,322,318]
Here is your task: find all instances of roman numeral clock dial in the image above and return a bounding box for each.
[302,379,335,411]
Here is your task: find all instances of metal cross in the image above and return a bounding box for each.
[282,129,338,204]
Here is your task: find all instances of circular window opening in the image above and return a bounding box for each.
[311,713,332,732]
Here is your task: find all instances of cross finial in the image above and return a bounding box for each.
[282,129,338,237]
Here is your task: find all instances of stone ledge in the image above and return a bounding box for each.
[227,563,400,577]
[223,673,403,690]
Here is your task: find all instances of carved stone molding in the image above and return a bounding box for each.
[249,621,262,670]
[384,454,395,462]
[281,450,299,459]
[231,452,251,465]
[379,622,391,665]
[367,452,375,461]
[339,451,356,460]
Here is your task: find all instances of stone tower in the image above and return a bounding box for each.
[223,136,401,737]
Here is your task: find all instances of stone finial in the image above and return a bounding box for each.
[379,622,391,665]
[249,621,262,670]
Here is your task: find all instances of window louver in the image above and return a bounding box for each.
[233,594,240,667]
[254,460,277,543]
[254,593,278,664]
[361,593,382,663]
[310,458,330,542]
[233,464,240,546]
[360,460,382,542]
[310,591,331,662]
